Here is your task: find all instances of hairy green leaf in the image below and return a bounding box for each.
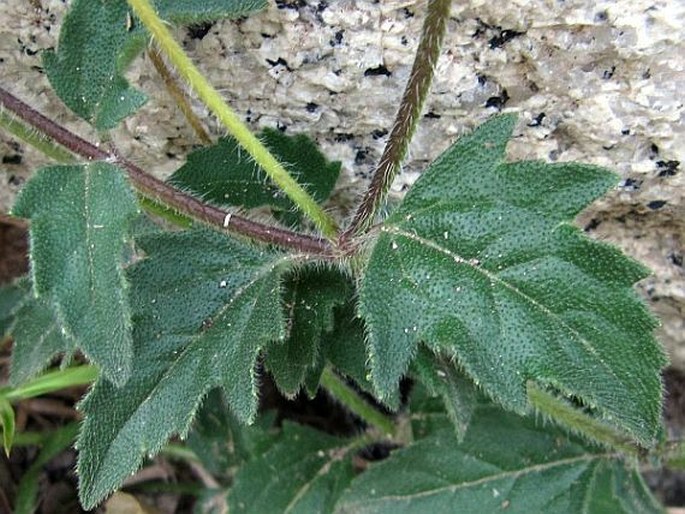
[0,279,28,338]
[187,389,277,479]
[168,129,341,227]
[319,303,374,394]
[9,290,75,386]
[14,423,79,514]
[265,268,352,396]
[228,422,357,514]
[76,229,294,509]
[335,407,663,514]
[44,0,267,129]
[12,163,137,386]
[358,115,665,446]
[410,347,479,441]
[43,0,147,130]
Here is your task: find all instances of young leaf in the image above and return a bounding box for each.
[228,422,357,514]
[358,115,665,446]
[9,290,76,386]
[335,407,663,514]
[76,229,295,509]
[168,129,341,227]
[43,0,267,130]
[186,389,277,479]
[12,163,138,386]
[410,347,479,441]
[43,0,147,130]
[14,423,79,514]
[0,279,28,338]
[317,303,375,396]
[265,268,352,396]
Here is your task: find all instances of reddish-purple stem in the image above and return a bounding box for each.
[0,86,332,256]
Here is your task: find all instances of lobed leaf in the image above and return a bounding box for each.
[168,129,341,228]
[265,268,352,396]
[76,229,295,509]
[186,389,278,479]
[12,163,138,386]
[335,407,663,514]
[358,115,666,446]
[410,347,479,441]
[228,422,357,514]
[44,0,267,130]
[9,289,76,386]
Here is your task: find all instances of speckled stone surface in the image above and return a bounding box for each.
[1,0,683,366]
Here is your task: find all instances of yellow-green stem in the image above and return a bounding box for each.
[128,0,339,240]
[527,382,641,456]
[320,367,395,437]
[4,365,98,401]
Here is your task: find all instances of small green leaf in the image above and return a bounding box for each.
[228,422,357,514]
[0,279,28,338]
[0,397,15,455]
[265,268,352,396]
[168,129,341,227]
[12,163,137,386]
[43,0,267,129]
[3,279,77,386]
[317,302,375,396]
[335,407,663,514]
[14,423,79,514]
[43,0,147,130]
[76,229,294,509]
[410,347,479,441]
[187,389,277,479]
[9,298,73,383]
[358,115,666,446]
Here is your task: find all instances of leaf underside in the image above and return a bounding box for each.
[359,115,666,446]
[335,406,662,514]
[44,0,267,129]
[76,229,293,509]
[11,163,137,386]
[169,129,341,228]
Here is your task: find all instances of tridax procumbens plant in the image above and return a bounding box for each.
[0,0,674,511]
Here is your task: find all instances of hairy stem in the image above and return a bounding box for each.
[0,87,331,255]
[0,110,74,164]
[128,0,339,240]
[527,382,641,456]
[320,367,395,437]
[342,0,452,240]
[147,48,212,145]
[4,366,98,401]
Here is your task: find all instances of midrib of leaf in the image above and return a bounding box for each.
[84,166,97,307]
[93,252,299,477]
[383,225,622,383]
[365,452,613,502]
[283,439,359,514]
